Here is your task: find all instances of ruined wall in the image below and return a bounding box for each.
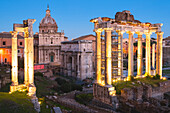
[118,81,170,113]
[121,81,170,100]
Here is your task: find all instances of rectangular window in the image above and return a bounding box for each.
[20,42,22,45]
[3,41,6,45]
[18,50,20,53]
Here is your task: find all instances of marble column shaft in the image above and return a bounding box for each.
[105,28,112,85]
[24,36,29,85]
[11,31,18,86]
[27,37,34,85]
[152,43,155,69]
[137,32,143,77]
[96,29,102,84]
[145,32,151,75]
[127,31,134,80]
[156,32,163,78]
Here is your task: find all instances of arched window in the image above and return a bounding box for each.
[51,38,53,44]
[5,58,7,63]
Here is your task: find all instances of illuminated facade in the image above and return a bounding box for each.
[10,19,36,97]
[38,6,65,65]
[0,32,25,65]
[91,10,163,105]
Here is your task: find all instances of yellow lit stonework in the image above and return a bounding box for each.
[145,32,152,76]
[95,28,103,84]
[10,19,36,97]
[136,32,143,78]
[156,31,164,79]
[104,28,112,85]
[90,11,164,105]
[127,31,134,81]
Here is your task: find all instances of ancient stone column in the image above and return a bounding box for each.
[156,31,163,78]
[95,28,103,84]
[10,31,18,92]
[117,30,124,79]
[136,32,143,77]
[27,37,34,85]
[27,19,36,96]
[77,54,80,78]
[152,43,155,69]
[104,28,112,85]
[72,56,74,70]
[145,32,152,75]
[127,31,134,80]
[24,30,29,85]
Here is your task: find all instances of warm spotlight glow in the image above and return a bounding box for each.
[0,49,3,54]
[100,80,105,86]
[38,101,42,105]
[162,77,167,80]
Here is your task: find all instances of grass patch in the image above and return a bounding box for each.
[38,97,71,113]
[113,81,140,95]
[0,92,36,113]
[75,93,93,105]
[35,76,58,98]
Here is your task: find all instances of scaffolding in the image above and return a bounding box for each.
[101,32,105,82]
[100,31,122,82]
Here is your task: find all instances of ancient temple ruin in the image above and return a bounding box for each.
[91,10,164,105]
[10,19,36,96]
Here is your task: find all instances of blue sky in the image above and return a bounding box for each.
[0,0,169,40]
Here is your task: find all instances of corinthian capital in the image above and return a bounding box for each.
[24,27,29,38]
[10,31,18,38]
[95,28,103,33]
[156,31,164,35]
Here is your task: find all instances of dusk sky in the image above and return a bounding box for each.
[0,0,169,40]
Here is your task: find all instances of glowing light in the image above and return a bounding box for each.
[0,49,3,54]
[38,101,42,105]
[123,78,127,81]
[162,77,166,80]
[100,80,105,86]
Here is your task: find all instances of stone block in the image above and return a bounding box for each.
[28,85,36,96]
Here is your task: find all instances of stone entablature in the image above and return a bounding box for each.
[61,40,93,53]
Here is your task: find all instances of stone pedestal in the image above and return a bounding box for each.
[10,85,18,93]
[93,83,116,105]
[28,84,36,96]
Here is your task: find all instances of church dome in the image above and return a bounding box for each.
[40,15,56,25]
[39,5,58,33]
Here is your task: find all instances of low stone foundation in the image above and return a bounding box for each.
[121,80,170,100]
[93,83,116,105]
[118,80,170,113]
[93,81,170,113]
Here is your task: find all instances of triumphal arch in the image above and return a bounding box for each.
[10,19,36,96]
[91,10,163,105]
